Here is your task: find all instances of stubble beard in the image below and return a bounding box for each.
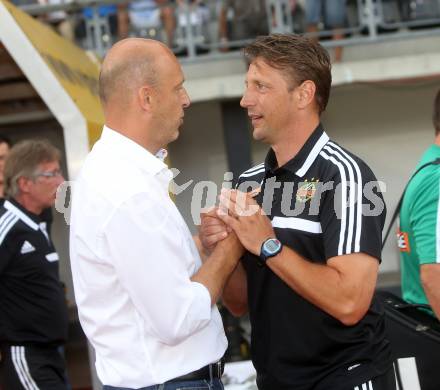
[252,124,270,143]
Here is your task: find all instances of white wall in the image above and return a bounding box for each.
[169,100,228,232]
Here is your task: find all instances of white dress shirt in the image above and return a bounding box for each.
[69,126,227,388]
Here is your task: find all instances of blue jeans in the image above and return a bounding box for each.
[103,378,224,390]
[305,0,346,28]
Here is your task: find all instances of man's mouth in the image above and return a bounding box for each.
[249,114,263,125]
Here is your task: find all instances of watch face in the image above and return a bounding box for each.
[265,239,281,254]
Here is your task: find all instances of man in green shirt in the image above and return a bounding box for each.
[399,89,440,320]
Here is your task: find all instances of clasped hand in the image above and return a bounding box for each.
[200,189,275,256]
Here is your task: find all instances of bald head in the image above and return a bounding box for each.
[99,38,174,109]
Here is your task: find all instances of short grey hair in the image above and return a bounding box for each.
[4,139,61,198]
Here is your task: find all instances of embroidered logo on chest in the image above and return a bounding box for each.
[296,179,319,203]
[20,240,36,254]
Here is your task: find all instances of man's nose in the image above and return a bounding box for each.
[182,88,191,108]
[56,174,65,186]
[240,92,251,108]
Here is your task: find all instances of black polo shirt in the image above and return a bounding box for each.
[236,125,392,390]
[0,199,68,345]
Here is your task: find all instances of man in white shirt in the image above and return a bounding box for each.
[69,38,243,390]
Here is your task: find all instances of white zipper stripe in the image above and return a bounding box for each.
[39,222,50,243]
[328,142,363,252]
[320,150,348,255]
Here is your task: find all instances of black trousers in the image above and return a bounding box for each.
[257,366,396,390]
[0,344,69,390]
[313,366,397,390]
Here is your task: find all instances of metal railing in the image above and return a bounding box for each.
[16,0,440,60]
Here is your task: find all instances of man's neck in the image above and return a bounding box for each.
[271,117,320,168]
[105,122,162,157]
[13,195,42,216]
[435,132,440,146]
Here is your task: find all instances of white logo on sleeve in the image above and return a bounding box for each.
[20,241,35,254]
[46,252,59,262]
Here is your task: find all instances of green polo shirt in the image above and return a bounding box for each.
[399,144,440,315]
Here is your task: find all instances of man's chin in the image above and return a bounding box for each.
[252,127,266,141]
[168,129,180,144]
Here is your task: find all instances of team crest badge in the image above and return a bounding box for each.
[296,179,319,203]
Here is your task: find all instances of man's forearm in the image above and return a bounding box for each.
[428,292,440,320]
[193,234,209,263]
[222,261,248,317]
[266,247,378,325]
[421,264,440,320]
[191,239,241,305]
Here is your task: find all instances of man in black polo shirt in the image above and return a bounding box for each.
[201,34,395,390]
[0,140,69,390]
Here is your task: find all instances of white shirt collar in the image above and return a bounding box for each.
[100,125,168,176]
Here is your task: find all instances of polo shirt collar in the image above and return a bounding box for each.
[100,126,168,176]
[265,123,329,178]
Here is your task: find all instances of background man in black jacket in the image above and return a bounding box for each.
[0,139,69,390]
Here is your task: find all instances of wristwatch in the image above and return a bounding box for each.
[259,238,283,263]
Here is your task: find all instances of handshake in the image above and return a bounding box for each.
[198,188,276,258]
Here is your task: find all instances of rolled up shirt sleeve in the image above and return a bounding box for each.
[103,191,212,346]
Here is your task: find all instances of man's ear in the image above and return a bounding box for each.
[296,80,316,110]
[17,176,32,194]
[137,86,154,112]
